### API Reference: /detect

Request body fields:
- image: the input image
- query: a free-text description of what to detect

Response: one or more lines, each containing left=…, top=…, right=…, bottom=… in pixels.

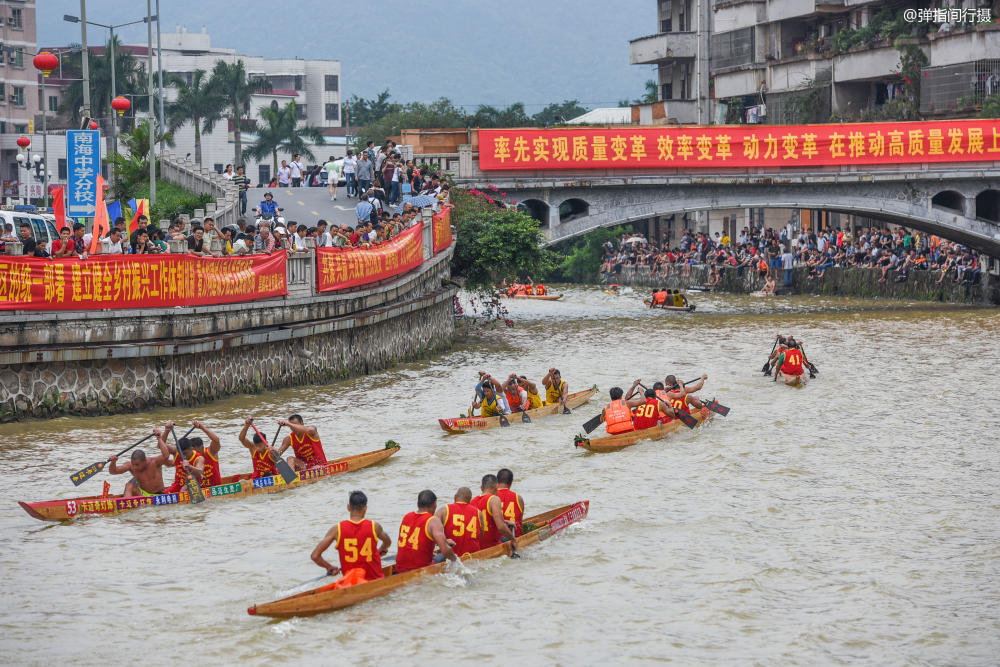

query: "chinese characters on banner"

left=478, top=120, right=1000, bottom=170
left=432, top=206, right=453, bottom=254
left=66, top=129, right=101, bottom=217
left=0, top=253, right=287, bottom=311
left=316, top=223, right=424, bottom=293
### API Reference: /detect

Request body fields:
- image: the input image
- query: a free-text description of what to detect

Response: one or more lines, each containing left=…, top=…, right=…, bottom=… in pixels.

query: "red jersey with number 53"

left=336, top=519, right=384, bottom=581
left=443, top=502, right=481, bottom=556
left=395, top=511, right=435, bottom=573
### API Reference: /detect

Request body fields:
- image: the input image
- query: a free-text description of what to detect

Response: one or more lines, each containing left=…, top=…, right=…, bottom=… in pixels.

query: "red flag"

left=89, top=175, right=109, bottom=254
left=128, top=199, right=148, bottom=235
left=51, top=186, right=66, bottom=230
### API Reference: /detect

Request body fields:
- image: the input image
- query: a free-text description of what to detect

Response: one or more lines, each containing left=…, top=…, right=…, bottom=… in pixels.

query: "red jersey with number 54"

left=336, top=519, right=384, bottom=581
left=443, top=502, right=481, bottom=556
left=395, top=511, right=435, bottom=573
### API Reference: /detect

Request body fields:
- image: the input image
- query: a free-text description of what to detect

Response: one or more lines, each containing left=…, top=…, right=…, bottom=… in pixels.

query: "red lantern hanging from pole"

left=89, top=120, right=99, bottom=130
left=16, top=136, right=31, bottom=151
left=33, top=51, right=59, bottom=78
left=111, top=96, right=131, bottom=117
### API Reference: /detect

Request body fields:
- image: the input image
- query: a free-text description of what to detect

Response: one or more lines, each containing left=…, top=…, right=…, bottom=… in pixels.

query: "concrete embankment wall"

left=604, top=264, right=998, bottom=305
left=0, top=249, right=457, bottom=421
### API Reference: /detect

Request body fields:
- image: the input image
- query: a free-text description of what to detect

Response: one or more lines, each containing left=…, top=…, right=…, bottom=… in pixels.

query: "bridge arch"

left=975, top=189, right=1000, bottom=222
left=932, top=190, right=965, bottom=213
left=517, top=198, right=549, bottom=225
left=558, top=198, right=590, bottom=223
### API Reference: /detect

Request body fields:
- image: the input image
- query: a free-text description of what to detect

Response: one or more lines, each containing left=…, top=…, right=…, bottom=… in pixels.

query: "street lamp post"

left=33, top=51, right=59, bottom=208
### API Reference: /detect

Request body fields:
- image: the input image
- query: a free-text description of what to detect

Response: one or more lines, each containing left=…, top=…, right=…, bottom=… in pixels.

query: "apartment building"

left=0, top=0, right=41, bottom=198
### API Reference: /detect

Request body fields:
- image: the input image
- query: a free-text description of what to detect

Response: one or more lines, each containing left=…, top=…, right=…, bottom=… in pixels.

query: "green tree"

left=207, top=60, right=272, bottom=166
left=619, top=79, right=659, bottom=106
left=532, top=100, right=588, bottom=126
left=467, top=103, right=531, bottom=128
left=450, top=189, right=551, bottom=290
left=106, top=119, right=174, bottom=201
left=355, top=98, right=468, bottom=149
left=548, top=226, right=626, bottom=283
left=244, top=101, right=325, bottom=174
left=166, top=69, right=225, bottom=166
left=346, top=90, right=402, bottom=127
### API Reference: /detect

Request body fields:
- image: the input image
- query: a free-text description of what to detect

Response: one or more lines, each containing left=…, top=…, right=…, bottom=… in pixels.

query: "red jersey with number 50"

left=496, top=488, right=524, bottom=536
left=336, top=519, right=384, bottom=581
left=632, top=397, right=661, bottom=430
left=395, top=511, right=435, bottom=573
left=443, top=502, right=481, bottom=556
left=671, top=394, right=691, bottom=414
left=290, top=430, right=327, bottom=467
left=471, top=493, right=501, bottom=548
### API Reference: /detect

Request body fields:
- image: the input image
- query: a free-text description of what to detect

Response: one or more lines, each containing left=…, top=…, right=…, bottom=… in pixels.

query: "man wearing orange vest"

left=495, top=468, right=525, bottom=537
left=601, top=387, right=635, bottom=434
left=396, top=490, right=457, bottom=573
left=277, top=414, right=328, bottom=472
left=436, top=486, right=482, bottom=557
left=311, top=490, right=392, bottom=581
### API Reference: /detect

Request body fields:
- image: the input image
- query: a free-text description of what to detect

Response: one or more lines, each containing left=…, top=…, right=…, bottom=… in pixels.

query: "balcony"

left=630, top=32, right=697, bottom=64
left=833, top=43, right=910, bottom=83
left=633, top=100, right=700, bottom=124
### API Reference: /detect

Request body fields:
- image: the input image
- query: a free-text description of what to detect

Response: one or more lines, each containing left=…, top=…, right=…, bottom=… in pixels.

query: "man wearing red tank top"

left=277, top=414, right=328, bottom=472
left=311, top=490, right=392, bottom=581
left=395, top=490, right=456, bottom=573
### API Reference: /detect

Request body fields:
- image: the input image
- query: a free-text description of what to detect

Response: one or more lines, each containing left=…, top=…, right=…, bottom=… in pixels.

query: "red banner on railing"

left=315, top=223, right=424, bottom=293
left=432, top=206, right=453, bottom=254
left=478, top=120, right=1000, bottom=170
left=0, top=252, right=287, bottom=311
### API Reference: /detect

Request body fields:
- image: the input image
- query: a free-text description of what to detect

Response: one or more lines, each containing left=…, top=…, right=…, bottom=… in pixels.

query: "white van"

left=0, top=209, right=60, bottom=253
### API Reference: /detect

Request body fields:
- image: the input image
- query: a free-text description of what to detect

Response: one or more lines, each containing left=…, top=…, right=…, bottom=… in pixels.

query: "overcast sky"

left=40, top=0, right=656, bottom=112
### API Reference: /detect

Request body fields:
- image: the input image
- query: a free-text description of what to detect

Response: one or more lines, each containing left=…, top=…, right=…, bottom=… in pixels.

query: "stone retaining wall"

left=603, top=264, right=998, bottom=304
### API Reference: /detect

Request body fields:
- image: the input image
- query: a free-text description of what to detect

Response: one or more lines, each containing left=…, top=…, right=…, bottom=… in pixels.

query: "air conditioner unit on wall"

left=9, top=95, right=17, bottom=103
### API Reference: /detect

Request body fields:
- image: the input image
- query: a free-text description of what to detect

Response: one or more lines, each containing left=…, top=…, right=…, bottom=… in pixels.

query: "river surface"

left=2, top=286, right=999, bottom=665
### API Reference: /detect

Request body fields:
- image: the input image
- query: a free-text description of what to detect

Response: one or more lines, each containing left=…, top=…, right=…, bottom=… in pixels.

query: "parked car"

left=0, top=208, right=59, bottom=253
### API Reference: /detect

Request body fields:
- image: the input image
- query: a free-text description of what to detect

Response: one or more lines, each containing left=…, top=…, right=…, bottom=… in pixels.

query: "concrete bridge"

left=458, top=165, right=1000, bottom=256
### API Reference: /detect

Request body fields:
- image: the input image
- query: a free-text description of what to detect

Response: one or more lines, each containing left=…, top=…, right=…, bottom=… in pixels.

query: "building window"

left=661, top=18, right=672, bottom=33
left=325, top=103, right=339, bottom=121
left=49, top=96, right=59, bottom=112
left=11, top=48, right=24, bottom=68
left=295, top=104, right=307, bottom=120
left=680, top=79, right=688, bottom=99
left=58, top=158, right=67, bottom=180
left=294, top=75, right=303, bottom=90
left=11, top=86, right=25, bottom=107
left=325, top=75, right=339, bottom=92
left=661, top=83, right=673, bottom=100
left=214, top=163, right=224, bottom=173
left=14, top=123, right=27, bottom=133
left=711, top=27, right=755, bottom=70
left=10, top=7, right=23, bottom=29
left=0, top=83, right=4, bottom=101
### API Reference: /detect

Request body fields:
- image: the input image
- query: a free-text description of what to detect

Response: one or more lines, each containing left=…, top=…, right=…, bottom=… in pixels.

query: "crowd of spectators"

left=601, top=223, right=983, bottom=289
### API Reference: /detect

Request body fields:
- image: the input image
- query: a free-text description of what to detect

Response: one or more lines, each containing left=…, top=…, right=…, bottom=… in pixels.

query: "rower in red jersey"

left=629, top=388, right=669, bottom=430
left=188, top=420, right=222, bottom=488
left=163, top=424, right=205, bottom=493
left=471, top=474, right=517, bottom=551
left=238, top=418, right=279, bottom=479
left=395, top=490, right=456, bottom=573
left=277, top=414, right=327, bottom=472
left=495, top=468, right=525, bottom=537
left=664, top=374, right=707, bottom=413
left=436, top=486, right=481, bottom=556
left=311, top=490, right=392, bottom=582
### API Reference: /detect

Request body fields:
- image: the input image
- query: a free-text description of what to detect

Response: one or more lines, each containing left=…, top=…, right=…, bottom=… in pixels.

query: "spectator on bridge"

left=290, top=154, right=305, bottom=187
left=278, top=160, right=292, bottom=188
left=51, top=227, right=76, bottom=258
left=259, top=193, right=279, bottom=218
left=223, top=164, right=234, bottom=181
left=187, top=226, right=206, bottom=257
left=355, top=193, right=374, bottom=227
left=343, top=151, right=358, bottom=199
left=233, top=166, right=251, bottom=216
left=356, top=152, right=374, bottom=194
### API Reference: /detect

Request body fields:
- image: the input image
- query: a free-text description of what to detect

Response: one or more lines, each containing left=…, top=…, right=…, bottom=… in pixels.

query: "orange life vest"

left=443, top=502, right=481, bottom=556
left=395, top=511, right=436, bottom=573
left=506, top=389, right=522, bottom=412
left=652, top=291, right=667, bottom=305
left=335, top=519, right=384, bottom=581
left=605, top=399, right=635, bottom=434
left=655, top=390, right=676, bottom=424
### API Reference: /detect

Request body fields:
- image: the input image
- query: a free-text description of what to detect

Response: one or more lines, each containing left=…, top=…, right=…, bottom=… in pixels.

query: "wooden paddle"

left=762, top=335, right=779, bottom=375
left=250, top=422, right=298, bottom=484
left=70, top=433, right=156, bottom=486
left=705, top=398, right=731, bottom=417
left=799, top=344, right=818, bottom=377
left=170, top=425, right=206, bottom=504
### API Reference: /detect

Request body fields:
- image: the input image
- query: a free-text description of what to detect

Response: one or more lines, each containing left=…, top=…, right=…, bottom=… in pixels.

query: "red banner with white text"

left=478, top=120, right=1000, bottom=170
left=0, top=253, right=287, bottom=311
left=432, top=206, right=453, bottom=254
left=316, top=222, right=424, bottom=293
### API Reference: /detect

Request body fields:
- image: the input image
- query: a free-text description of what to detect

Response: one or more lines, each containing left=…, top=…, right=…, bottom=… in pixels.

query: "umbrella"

left=407, top=194, right=438, bottom=208
left=622, top=237, right=647, bottom=245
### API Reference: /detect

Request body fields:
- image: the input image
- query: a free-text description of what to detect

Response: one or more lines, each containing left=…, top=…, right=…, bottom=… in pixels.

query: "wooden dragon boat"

left=438, top=387, right=597, bottom=433
left=574, top=409, right=714, bottom=452
left=247, top=500, right=589, bottom=618
left=18, top=444, right=400, bottom=521
left=779, top=372, right=806, bottom=387
left=643, top=300, right=696, bottom=312
left=504, top=294, right=563, bottom=300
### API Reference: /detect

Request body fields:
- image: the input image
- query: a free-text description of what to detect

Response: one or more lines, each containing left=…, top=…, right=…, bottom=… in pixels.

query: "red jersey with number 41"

left=395, top=511, right=435, bottom=573
left=336, top=519, right=384, bottom=581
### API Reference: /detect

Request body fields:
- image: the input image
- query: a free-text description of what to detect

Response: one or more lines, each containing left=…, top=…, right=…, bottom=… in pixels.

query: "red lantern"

left=33, top=51, right=60, bottom=78
left=111, top=96, right=131, bottom=116
left=16, top=136, right=30, bottom=150
left=89, top=120, right=99, bottom=130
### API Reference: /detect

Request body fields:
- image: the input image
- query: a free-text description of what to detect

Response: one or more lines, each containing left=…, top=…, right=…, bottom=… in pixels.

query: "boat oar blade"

left=521, top=410, right=531, bottom=423
left=582, top=413, right=603, bottom=434
left=676, top=411, right=698, bottom=429
left=251, top=422, right=297, bottom=484
left=705, top=399, right=730, bottom=417
left=499, top=413, right=510, bottom=427
left=186, top=476, right=206, bottom=504
left=70, top=461, right=107, bottom=486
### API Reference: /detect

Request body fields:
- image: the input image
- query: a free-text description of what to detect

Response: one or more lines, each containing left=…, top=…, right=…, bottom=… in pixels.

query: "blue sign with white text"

left=66, top=130, right=100, bottom=217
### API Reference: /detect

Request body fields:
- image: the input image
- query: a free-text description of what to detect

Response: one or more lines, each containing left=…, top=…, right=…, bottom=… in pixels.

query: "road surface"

left=244, top=186, right=360, bottom=228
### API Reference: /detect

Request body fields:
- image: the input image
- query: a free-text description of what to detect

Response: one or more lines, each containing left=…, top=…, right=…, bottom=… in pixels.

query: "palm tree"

left=244, top=101, right=325, bottom=174
left=107, top=119, right=174, bottom=201
left=207, top=60, right=272, bottom=167
left=166, top=69, right=224, bottom=166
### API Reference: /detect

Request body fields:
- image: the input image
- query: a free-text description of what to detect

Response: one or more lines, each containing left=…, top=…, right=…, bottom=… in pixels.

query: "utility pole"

left=156, top=0, right=165, bottom=153
left=79, top=0, right=91, bottom=118
left=147, top=0, right=156, bottom=207
left=109, top=25, right=117, bottom=189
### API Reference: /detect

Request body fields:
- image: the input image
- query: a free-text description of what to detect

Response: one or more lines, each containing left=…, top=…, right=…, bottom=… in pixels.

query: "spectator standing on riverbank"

left=356, top=153, right=374, bottom=194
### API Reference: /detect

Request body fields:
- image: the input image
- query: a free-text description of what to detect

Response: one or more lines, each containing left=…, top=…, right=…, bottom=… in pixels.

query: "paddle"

left=582, top=377, right=702, bottom=433
left=520, top=407, right=531, bottom=423
left=705, top=398, right=731, bottom=417
left=250, top=422, right=298, bottom=484
left=70, top=433, right=156, bottom=486
left=773, top=350, right=785, bottom=383
left=799, top=344, right=819, bottom=377
left=279, top=555, right=397, bottom=598
left=762, top=335, right=779, bottom=375
left=170, top=425, right=206, bottom=504
left=638, top=383, right=697, bottom=429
